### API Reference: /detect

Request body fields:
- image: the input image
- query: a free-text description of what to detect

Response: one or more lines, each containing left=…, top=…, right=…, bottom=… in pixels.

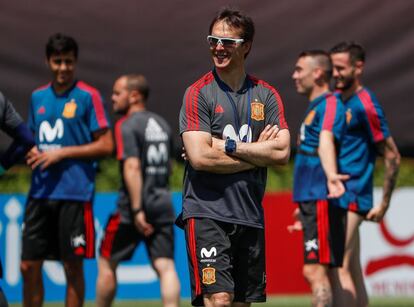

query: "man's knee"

left=20, top=260, right=42, bottom=279
left=204, top=292, right=233, bottom=307
left=63, top=260, right=84, bottom=282
left=152, top=257, right=175, bottom=276
left=303, top=264, right=327, bottom=285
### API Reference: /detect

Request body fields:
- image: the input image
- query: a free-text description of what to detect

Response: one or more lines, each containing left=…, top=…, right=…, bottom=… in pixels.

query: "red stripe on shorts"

left=317, top=200, right=331, bottom=264
left=84, top=201, right=95, bottom=258
left=188, top=218, right=201, bottom=296
left=100, top=213, right=121, bottom=259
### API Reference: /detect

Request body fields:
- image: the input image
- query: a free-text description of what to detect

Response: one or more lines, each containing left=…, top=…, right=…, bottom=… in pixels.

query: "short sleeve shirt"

left=115, top=111, right=175, bottom=225
left=293, top=92, right=346, bottom=202
left=0, top=91, right=23, bottom=134
left=179, top=70, right=288, bottom=228
left=338, top=87, right=390, bottom=212
left=28, top=81, right=110, bottom=201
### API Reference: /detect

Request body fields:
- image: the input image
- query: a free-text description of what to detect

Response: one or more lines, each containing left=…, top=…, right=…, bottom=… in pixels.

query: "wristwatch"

left=225, top=138, right=237, bottom=154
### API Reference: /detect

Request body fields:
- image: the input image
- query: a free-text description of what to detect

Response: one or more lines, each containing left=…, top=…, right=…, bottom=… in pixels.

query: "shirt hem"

left=182, top=213, right=264, bottom=229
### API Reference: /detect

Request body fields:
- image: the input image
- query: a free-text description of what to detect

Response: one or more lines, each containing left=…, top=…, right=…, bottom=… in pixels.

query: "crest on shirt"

left=62, top=99, right=77, bottom=118
left=304, top=110, right=316, bottom=125
left=251, top=100, right=264, bottom=121
left=346, top=108, right=352, bottom=125
left=202, top=267, right=216, bottom=285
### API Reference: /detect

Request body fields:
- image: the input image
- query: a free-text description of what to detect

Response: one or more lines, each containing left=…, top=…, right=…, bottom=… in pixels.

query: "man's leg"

left=152, top=257, right=180, bottom=307
left=20, top=260, right=44, bottom=307
left=62, top=259, right=84, bottom=307
left=203, top=292, right=234, bottom=307
left=303, top=264, right=332, bottom=307
left=331, top=210, right=364, bottom=307
left=350, top=233, right=369, bottom=307
left=96, top=257, right=119, bottom=307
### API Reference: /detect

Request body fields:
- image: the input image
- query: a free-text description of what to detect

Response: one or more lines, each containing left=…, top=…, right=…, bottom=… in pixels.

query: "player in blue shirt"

left=292, top=50, right=348, bottom=307
left=330, top=42, right=400, bottom=307
left=21, top=33, right=113, bottom=307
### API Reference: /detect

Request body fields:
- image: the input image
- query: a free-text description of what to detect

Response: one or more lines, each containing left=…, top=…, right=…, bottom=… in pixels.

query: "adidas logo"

left=215, top=104, right=224, bottom=114
left=37, top=106, right=46, bottom=114
left=307, top=251, right=317, bottom=260
left=145, top=118, right=168, bottom=142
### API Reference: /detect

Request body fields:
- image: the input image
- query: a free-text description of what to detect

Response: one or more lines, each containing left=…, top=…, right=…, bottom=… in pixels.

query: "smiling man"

left=21, top=33, right=113, bottom=307
left=178, top=8, right=290, bottom=307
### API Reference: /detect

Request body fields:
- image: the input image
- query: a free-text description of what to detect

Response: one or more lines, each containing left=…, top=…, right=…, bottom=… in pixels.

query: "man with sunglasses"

left=178, top=8, right=290, bottom=307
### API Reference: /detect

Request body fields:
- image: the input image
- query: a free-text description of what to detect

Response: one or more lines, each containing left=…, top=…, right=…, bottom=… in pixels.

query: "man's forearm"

left=318, top=131, right=337, bottom=179
left=381, top=138, right=400, bottom=208
left=124, top=163, right=143, bottom=211
left=232, top=129, right=290, bottom=167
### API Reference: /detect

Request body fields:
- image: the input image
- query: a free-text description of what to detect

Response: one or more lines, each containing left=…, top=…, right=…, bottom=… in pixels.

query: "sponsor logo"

left=305, top=239, right=318, bottom=252
left=214, top=104, right=224, bottom=114
left=200, top=247, right=217, bottom=263
left=202, top=267, right=216, bottom=285
left=62, top=99, right=77, bottom=118
left=39, top=119, right=64, bottom=143
left=251, top=101, right=264, bottom=121
left=223, top=124, right=252, bottom=143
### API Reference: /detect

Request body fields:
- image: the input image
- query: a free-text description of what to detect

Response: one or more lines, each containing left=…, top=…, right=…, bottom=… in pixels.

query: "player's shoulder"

left=75, top=81, right=102, bottom=98
left=186, top=71, right=215, bottom=92
left=248, top=74, right=282, bottom=99
left=32, top=83, right=51, bottom=97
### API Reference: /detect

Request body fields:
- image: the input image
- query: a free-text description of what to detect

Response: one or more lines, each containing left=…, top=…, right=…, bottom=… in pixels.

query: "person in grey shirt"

left=96, top=74, right=180, bottom=307
left=0, top=91, right=35, bottom=307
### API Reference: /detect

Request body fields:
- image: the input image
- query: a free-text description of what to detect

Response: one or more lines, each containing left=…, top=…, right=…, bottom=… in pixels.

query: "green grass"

left=2, top=158, right=414, bottom=194
left=9, top=296, right=414, bottom=306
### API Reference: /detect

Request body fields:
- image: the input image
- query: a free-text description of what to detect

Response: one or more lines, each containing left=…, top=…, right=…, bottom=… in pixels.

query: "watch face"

left=225, top=138, right=236, bottom=153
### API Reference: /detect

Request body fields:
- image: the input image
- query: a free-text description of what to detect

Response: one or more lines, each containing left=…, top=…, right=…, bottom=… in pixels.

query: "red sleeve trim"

left=358, top=90, right=384, bottom=142
left=185, top=72, right=214, bottom=130
left=77, top=81, right=109, bottom=129
left=322, top=94, right=337, bottom=131
left=115, top=116, right=128, bottom=160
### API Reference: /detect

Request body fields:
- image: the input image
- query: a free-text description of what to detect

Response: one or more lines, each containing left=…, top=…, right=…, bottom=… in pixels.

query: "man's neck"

left=53, top=80, right=75, bottom=95
left=341, top=80, right=363, bottom=101
left=308, top=84, right=330, bottom=102
left=127, top=103, right=145, bottom=116
left=216, top=66, right=246, bottom=92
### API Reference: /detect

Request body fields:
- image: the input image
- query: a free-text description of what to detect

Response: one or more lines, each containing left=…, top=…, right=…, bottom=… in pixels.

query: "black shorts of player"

left=299, top=200, right=346, bottom=267
left=22, top=198, right=95, bottom=261
left=99, top=213, right=174, bottom=263
left=185, top=217, right=266, bottom=306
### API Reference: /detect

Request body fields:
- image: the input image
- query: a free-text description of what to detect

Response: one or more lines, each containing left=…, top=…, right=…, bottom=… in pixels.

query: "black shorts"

left=99, top=213, right=174, bottom=263
left=184, top=218, right=266, bottom=306
left=22, top=198, right=95, bottom=260
left=299, top=200, right=346, bottom=267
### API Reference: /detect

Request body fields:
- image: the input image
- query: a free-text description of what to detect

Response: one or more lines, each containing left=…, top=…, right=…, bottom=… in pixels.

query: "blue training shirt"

left=28, top=81, right=110, bottom=201
left=338, top=87, right=390, bottom=213
left=293, top=92, right=346, bottom=202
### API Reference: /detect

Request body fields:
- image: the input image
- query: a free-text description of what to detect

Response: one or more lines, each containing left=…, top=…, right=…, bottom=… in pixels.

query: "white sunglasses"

left=206, top=35, right=244, bottom=47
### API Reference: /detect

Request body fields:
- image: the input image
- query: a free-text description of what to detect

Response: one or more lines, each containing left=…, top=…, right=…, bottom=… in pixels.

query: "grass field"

left=9, top=296, right=414, bottom=306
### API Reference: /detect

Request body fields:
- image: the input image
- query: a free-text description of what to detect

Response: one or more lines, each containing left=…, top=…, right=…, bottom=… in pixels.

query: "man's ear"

left=354, top=60, right=364, bottom=76
left=243, top=41, right=252, bottom=57
left=129, top=90, right=143, bottom=104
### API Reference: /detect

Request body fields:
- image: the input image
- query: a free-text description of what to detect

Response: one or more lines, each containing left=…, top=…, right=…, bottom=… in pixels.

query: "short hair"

left=299, top=50, right=333, bottom=81
left=125, top=74, right=150, bottom=101
left=209, top=8, right=255, bottom=43
left=330, top=41, right=365, bottom=64
left=46, top=33, right=78, bottom=60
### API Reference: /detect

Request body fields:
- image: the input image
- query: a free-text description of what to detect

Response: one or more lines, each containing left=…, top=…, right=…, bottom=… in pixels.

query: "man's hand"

left=26, top=148, right=64, bottom=170
left=258, top=125, right=279, bottom=142
left=327, top=173, right=350, bottom=198
left=366, top=204, right=388, bottom=223
left=134, top=211, right=154, bottom=237
left=287, top=207, right=303, bottom=233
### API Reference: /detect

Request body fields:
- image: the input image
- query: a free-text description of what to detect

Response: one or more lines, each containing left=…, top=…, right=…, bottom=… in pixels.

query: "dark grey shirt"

left=179, top=70, right=288, bottom=228
left=115, top=110, right=175, bottom=225
left=0, top=91, right=23, bottom=133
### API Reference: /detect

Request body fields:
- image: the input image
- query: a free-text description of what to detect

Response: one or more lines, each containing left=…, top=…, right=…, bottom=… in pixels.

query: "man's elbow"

left=271, top=147, right=290, bottom=166
left=100, top=138, right=115, bottom=156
